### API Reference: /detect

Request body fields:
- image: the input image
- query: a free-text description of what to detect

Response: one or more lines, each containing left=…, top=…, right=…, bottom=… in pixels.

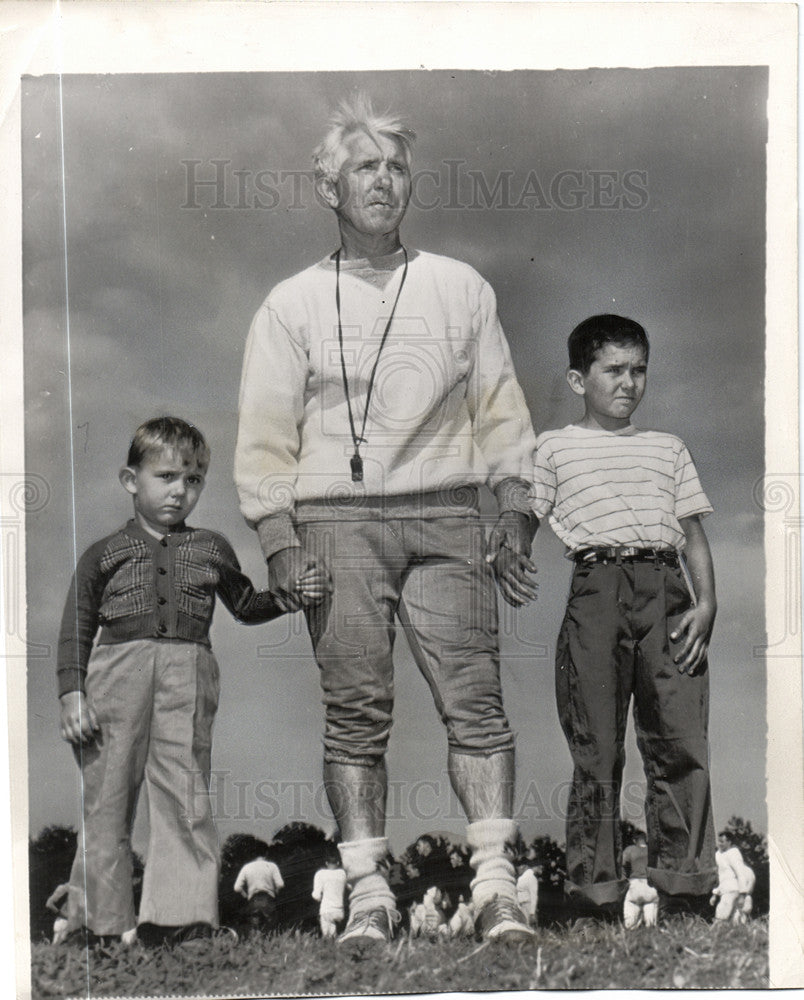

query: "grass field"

left=31, top=915, right=768, bottom=998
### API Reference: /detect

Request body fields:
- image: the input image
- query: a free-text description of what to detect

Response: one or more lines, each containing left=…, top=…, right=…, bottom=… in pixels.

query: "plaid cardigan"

left=57, top=519, right=281, bottom=696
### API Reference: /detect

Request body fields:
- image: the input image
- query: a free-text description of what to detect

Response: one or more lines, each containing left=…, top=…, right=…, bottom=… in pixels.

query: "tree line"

left=29, top=816, right=769, bottom=941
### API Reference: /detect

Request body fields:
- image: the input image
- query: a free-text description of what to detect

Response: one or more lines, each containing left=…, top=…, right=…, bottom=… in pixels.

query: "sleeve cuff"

left=493, top=476, right=534, bottom=516
left=57, top=670, right=86, bottom=698
left=256, top=513, right=301, bottom=561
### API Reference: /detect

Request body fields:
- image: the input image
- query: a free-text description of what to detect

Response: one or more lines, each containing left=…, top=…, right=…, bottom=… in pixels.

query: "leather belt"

left=574, top=546, right=679, bottom=567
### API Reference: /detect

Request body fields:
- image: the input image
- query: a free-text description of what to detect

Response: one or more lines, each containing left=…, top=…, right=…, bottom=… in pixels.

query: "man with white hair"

left=235, top=94, right=538, bottom=946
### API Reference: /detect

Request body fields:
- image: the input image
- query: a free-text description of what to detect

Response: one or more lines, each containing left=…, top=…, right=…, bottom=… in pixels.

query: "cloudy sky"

left=22, top=67, right=767, bottom=854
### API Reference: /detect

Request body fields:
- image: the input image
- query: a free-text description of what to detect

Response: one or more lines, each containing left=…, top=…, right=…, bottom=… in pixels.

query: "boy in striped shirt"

left=526, top=314, right=718, bottom=920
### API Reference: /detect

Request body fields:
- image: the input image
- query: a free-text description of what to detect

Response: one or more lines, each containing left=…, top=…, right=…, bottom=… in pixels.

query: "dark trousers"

left=555, top=559, right=717, bottom=906
left=245, top=891, right=277, bottom=931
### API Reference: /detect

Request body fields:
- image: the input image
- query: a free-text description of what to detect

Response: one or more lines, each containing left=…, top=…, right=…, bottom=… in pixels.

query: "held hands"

left=59, top=691, right=100, bottom=746
left=297, top=565, right=331, bottom=603
left=268, top=546, right=332, bottom=612
left=670, top=600, right=716, bottom=675
left=485, top=511, right=538, bottom=608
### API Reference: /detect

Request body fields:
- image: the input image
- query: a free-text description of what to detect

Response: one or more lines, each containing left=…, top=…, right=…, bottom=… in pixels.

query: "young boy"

left=58, top=417, right=327, bottom=945
left=527, top=314, right=718, bottom=918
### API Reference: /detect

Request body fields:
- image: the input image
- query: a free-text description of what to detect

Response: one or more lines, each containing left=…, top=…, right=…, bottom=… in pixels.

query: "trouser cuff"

left=647, top=866, right=718, bottom=897
left=565, top=877, right=627, bottom=906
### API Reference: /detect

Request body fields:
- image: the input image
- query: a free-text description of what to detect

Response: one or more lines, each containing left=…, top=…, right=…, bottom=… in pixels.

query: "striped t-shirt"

left=531, top=425, right=712, bottom=553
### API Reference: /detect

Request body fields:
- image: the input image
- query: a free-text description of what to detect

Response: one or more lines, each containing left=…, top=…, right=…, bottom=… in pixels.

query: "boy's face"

left=120, top=446, right=206, bottom=537
left=568, top=341, right=647, bottom=430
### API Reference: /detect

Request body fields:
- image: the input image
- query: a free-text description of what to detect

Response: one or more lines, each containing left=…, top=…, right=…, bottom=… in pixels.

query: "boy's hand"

left=59, top=691, right=99, bottom=745
left=268, top=547, right=331, bottom=611
left=485, top=511, right=538, bottom=607
left=670, top=600, right=716, bottom=675
left=296, top=565, right=332, bottom=605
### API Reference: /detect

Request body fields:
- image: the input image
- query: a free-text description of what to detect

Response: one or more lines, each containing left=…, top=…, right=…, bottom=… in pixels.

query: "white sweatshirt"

left=235, top=249, right=536, bottom=555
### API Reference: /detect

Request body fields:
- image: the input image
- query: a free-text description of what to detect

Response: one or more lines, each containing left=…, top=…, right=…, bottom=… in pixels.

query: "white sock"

left=338, top=837, right=396, bottom=914
left=467, top=818, right=518, bottom=908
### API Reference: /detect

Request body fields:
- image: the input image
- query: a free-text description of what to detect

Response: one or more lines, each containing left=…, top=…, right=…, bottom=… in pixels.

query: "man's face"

left=332, top=129, right=411, bottom=240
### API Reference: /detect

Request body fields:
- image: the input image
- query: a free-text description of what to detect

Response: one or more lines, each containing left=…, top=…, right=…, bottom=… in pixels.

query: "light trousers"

left=623, top=877, right=659, bottom=928
left=298, top=515, right=513, bottom=765
left=67, top=639, right=220, bottom=934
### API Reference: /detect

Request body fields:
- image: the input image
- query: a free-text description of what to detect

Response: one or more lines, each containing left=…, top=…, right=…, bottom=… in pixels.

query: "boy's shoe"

left=175, top=924, right=239, bottom=950
left=173, top=922, right=214, bottom=944
left=68, top=928, right=130, bottom=949
left=120, top=928, right=138, bottom=947
left=569, top=915, right=602, bottom=935
left=337, top=906, right=400, bottom=947
left=137, top=921, right=230, bottom=948
left=565, top=897, right=621, bottom=932
left=474, top=896, right=535, bottom=944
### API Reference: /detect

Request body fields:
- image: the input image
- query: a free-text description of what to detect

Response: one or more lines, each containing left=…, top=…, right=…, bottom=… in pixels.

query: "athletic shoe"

left=474, top=896, right=535, bottom=944
left=338, top=906, right=400, bottom=946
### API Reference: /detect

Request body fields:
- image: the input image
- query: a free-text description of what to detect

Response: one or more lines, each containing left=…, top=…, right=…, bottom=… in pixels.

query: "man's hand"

left=268, top=546, right=331, bottom=612
left=297, top=565, right=331, bottom=604
left=59, top=691, right=99, bottom=746
left=670, top=600, right=716, bottom=675
left=485, top=511, right=538, bottom=607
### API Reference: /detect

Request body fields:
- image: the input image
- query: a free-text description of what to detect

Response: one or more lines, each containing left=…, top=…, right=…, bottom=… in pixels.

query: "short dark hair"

left=127, top=416, right=210, bottom=469
left=568, top=314, right=649, bottom=374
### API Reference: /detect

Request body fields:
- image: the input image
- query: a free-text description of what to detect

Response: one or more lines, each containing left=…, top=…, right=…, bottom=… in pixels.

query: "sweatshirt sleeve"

left=57, top=540, right=107, bottom=697
left=466, top=278, right=537, bottom=489
left=234, top=299, right=309, bottom=554
left=214, top=534, right=285, bottom=624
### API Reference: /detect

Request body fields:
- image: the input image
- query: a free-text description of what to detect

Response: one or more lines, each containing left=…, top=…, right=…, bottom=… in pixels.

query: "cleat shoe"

left=474, top=895, right=535, bottom=944
left=338, top=906, right=400, bottom=947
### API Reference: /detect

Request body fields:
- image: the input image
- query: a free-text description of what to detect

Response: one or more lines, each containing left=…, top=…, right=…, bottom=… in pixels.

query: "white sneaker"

left=474, top=895, right=536, bottom=944
left=338, top=906, right=400, bottom=946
